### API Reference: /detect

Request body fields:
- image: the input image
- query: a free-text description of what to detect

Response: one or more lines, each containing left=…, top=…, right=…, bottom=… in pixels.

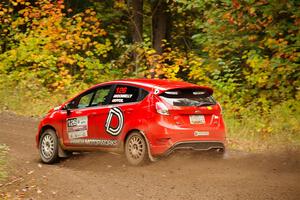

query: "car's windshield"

left=159, top=88, right=215, bottom=107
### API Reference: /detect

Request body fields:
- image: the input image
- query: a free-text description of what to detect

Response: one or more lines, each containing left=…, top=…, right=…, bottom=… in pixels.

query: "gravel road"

left=0, top=112, right=299, bottom=200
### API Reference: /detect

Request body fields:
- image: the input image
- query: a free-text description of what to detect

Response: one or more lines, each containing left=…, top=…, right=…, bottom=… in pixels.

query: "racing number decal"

left=105, top=107, right=124, bottom=136
left=67, top=116, right=88, bottom=139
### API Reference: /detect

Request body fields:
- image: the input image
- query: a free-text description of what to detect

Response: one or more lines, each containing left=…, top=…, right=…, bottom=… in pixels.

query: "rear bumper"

left=148, top=130, right=226, bottom=156
left=147, top=117, right=226, bottom=156
left=162, top=141, right=225, bottom=156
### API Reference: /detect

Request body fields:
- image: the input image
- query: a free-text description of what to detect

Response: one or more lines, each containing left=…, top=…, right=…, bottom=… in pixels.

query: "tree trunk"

left=128, top=0, right=143, bottom=76
left=152, top=0, right=169, bottom=54
left=130, top=0, right=143, bottom=43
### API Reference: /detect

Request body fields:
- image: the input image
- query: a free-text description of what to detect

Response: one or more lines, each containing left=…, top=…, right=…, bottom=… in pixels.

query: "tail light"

left=211, top=115, right=220, bottom=125
left=156, top=102, right=169, bottom=115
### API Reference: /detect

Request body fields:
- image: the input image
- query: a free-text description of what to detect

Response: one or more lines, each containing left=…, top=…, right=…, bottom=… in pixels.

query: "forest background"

left=0, top=0, right=299, bottom=151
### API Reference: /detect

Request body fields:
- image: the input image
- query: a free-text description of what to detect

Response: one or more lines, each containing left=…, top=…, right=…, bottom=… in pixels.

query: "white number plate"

left=189, top=115, right=205, bottom=124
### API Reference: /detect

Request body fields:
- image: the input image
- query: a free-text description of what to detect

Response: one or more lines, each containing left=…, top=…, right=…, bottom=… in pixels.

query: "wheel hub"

left=41, top=134, right=55, bottom=159
left=129, top=136, right=144, bottom=159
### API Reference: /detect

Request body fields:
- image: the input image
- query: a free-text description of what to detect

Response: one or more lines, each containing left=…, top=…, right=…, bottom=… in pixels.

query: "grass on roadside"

left=0, top=75, right=85, bottom=116
left=225, top=100, right=300, bottom=151
left=0, top=144, right=8, bottom=181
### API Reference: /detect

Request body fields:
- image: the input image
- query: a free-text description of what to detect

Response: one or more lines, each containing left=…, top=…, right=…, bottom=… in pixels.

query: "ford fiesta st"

left=36, top=79, right=226, bottom=165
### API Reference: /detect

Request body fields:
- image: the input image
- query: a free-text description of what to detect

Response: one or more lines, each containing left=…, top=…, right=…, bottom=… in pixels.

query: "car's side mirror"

left=63, top=104, right=72, bottom=115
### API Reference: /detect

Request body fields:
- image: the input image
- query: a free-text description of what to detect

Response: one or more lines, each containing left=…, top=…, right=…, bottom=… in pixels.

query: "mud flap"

left=58, top=143, right=70, bottom=158
left=140, top=131, right=158, bottom=162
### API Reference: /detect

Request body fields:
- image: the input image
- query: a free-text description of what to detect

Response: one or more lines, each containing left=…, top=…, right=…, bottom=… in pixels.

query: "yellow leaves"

left=257, top=75, right=269, bottom=87
left=59, top=67, right=69, bottom=76
left=85, top=51, right=93, bottom=56
left=75, top=16, right=82, bottom=22
left=11, top=1, right=18, bottom=6
left=75, top=45, right=81, bottom=50
left=51, top=82, right=59, bottom=87
left=249, top=7, right=256, bottom=16
left=265, top=37, right=288, bottom=52
left=267, top=15, right=273, bottom=22
left=162, top=65, right=180, bottom=80
left=1, top=7, right=7, bottom=13
left=82, top=31, right=92, bottom=36
left=98, top=29, right=107, bottom=36
left=248, top=35, right=257, bottom=42
left=114, top=1, right=127, bottom=9
left=265, top=38, right=276, bottom=47
left=58, top=54, right=75, bottom=65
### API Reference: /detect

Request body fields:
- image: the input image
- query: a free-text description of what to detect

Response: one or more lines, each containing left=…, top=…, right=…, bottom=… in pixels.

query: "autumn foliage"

left=0, top=0, right=112, bottom=92
left=0, top=0, right=298, bottom=109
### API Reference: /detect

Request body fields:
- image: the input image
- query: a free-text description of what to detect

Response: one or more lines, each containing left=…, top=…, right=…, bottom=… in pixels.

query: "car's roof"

left=101, top=78, right=206, bottom=90
left=102, top=78, right=211, bottom=91
left=64, top=79, right=213, bottom=104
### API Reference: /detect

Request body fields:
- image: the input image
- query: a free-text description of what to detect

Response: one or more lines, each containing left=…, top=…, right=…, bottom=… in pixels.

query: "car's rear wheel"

left=125, top=132, right=149, bottom=166
left=39, top=129, right=59, bottom=164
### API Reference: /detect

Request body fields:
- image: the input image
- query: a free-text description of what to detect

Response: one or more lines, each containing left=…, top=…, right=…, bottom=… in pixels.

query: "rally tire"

left=125, top=132, right=149, bottom=166
left=39, top=129, right=59, bottom=164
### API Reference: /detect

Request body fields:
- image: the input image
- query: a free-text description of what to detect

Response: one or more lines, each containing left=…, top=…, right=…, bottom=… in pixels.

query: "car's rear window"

left=159, top=88, right=216, bottom=107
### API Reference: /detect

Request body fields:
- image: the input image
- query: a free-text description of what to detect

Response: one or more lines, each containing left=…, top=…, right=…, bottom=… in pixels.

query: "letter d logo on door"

left=105, top=107, right=124, bottom=136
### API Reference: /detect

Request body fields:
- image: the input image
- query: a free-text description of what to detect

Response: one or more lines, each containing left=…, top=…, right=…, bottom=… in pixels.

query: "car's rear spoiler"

left=152, top=86, right=213, bottom=96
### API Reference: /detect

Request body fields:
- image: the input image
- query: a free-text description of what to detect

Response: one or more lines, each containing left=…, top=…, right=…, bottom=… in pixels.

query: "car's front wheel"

left=39, top=129, right=59, bottom=164
left=125, top=132, right=149, bottom=166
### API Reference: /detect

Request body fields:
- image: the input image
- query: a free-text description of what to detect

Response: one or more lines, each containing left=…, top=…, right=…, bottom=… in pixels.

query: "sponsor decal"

left=112, top=99, right=124, bottom=103
left=194, top=131, right=209, bottom=136
left=113, top=94, right=133, bottom=98
left=69, top=139, right=118, bottom=146
left=105, top=107, right=124, bottom=136
left=67, top=116, right=88, bottom=139
left=116, top=86, right=127, bottom=94
left=111, top=86, right=134, bottom=103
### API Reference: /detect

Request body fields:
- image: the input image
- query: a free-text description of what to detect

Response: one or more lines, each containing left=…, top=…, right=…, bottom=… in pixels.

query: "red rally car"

left=36, top=79, right=226, bottom=165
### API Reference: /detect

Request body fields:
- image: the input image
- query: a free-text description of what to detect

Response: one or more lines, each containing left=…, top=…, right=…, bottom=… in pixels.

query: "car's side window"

left=90, top=86, right=112, bottom=106
left=68, top=85, right=113, bottom=109
left=109, top=85, right=148, bottom=104
left=77, top=92, right=94, bottom=109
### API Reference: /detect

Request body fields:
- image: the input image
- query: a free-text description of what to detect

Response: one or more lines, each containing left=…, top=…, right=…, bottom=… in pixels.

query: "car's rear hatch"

left=156, top=87, right=222, bottom=129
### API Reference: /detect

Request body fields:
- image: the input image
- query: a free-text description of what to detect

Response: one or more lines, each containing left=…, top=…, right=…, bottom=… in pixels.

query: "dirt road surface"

left=0, top=112, right=299, bottom=200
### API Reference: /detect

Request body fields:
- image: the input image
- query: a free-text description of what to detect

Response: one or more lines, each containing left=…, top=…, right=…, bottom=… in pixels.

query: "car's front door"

left=61, top=85, right=114, bottom=147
